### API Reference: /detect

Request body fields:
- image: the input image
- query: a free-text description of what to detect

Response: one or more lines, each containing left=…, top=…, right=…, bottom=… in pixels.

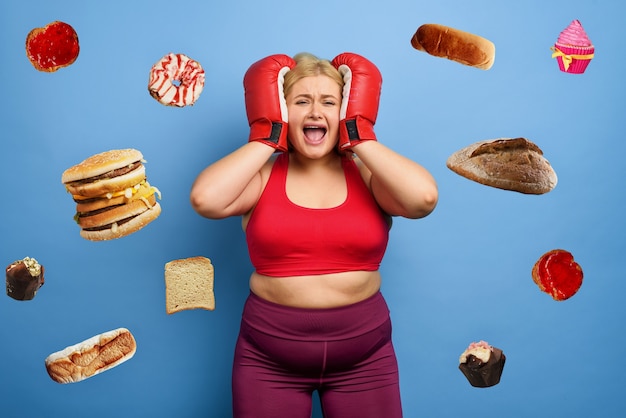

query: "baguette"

left=446, top=137, right=558, bottom=194
left=45, top=328, right=136, bottom=384
left=411, top=23, right=495, bottom=70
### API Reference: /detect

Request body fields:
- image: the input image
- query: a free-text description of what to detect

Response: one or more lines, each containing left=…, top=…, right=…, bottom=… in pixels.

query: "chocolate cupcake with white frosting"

left=6, top=257, right=44, bottom=301
left=458, top=340, right=506, bottom=387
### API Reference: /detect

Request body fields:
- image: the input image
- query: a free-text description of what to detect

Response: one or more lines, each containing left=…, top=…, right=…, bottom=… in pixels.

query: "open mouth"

left=303, top=126, right=327, bottom=144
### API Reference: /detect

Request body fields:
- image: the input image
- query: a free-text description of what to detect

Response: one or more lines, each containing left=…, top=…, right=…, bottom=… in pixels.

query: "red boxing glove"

left=331, top=53, right=382, bottom=150
left=243, top=54, right=296, bottom=152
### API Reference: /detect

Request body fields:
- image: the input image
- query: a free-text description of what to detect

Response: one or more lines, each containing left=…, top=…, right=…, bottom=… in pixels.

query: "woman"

left=190, top=52, right=438, bottom=418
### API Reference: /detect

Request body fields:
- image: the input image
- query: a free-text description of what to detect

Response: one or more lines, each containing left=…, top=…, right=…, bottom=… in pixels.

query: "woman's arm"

left=352, top=140, right=438, bottom=219
left=191, top=54, right=296, bottom=219
left=190, top=142, right=275, bottom=219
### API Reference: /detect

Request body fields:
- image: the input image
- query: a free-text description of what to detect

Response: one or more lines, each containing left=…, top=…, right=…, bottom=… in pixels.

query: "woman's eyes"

left=295, top=100, right=336, bottom=106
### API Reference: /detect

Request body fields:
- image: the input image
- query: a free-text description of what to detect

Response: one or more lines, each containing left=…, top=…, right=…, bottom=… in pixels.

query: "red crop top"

left=245, top=153, right=390, bottom=277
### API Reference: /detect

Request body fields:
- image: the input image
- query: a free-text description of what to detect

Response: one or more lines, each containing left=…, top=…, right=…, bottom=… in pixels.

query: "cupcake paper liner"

left=552, top=43, right=595, bottom=74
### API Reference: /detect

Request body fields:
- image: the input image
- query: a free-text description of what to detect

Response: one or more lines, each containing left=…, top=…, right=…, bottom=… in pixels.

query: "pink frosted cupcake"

left=551, top=19, right=595, bottom=74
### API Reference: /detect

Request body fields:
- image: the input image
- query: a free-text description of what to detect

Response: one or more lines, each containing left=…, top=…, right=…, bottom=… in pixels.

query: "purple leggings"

left=232, top=291, right=403, bottom=418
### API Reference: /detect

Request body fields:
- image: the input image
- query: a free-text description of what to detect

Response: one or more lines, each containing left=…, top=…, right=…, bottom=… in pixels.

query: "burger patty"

left=68, top=161, right=142, bottom=186
left=81, top=214, right=137, bottom=231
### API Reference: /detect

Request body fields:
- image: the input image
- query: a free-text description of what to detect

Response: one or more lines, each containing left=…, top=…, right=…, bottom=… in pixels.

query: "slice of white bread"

left=165, top=256, right=215, bottom=314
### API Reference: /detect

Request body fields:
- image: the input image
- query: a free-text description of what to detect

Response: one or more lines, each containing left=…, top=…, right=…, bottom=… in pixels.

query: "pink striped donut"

left=148, top=53, right=205, bottom=107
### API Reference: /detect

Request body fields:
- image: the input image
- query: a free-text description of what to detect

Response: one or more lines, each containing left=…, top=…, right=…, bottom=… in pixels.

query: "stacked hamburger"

left=62, top=149, right=161, bottom=241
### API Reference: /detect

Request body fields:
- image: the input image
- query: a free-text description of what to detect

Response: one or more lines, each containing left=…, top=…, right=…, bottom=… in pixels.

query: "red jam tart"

left=532, top=249, right=583, bottom=301
left=26, top=21, right=79, bottom=72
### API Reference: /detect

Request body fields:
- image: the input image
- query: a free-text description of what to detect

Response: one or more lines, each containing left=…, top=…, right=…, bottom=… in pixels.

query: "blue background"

left=1, top=0, right=624, bottom=417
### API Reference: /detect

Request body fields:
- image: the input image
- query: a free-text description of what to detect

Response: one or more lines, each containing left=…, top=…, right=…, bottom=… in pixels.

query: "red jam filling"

left=537, top=250, right=583, bottom=300
left=27, top=22, right=79, bottom=70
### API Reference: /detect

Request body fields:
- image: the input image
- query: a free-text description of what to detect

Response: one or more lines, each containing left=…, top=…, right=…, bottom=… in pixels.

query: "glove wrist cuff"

left=249, top=120, right=289, bottom=152
left=338, top=116, right=377, bottom=150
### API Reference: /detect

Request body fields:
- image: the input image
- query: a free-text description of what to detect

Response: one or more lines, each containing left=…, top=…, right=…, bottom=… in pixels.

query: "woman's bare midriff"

left=249, top=270, right=382, bottom=309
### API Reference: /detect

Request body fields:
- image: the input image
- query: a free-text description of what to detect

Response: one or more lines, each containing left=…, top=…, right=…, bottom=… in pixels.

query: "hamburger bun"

left=77, top=194, right=158, bottom=229
left=62, top=149, right=144, bottom=183
left=62, top=149, right=146, bottom=198
left=65, top=164, right=146, bottom=197
left=80, top=202, right=161, bottom=241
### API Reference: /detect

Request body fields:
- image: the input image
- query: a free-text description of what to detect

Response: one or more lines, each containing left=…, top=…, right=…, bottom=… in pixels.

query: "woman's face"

left=285, top=75, right=342, bottom=158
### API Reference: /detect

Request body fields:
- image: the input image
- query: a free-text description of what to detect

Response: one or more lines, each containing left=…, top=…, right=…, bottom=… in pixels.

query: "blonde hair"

left=283, top=52, right=344, bottom=97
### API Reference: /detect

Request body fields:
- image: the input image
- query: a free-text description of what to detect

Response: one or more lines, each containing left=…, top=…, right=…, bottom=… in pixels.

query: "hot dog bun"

left=411, top=23, right=495, bottom=70
left=45, top=328, right=137, bottom=384
left=446, top=137, right=558, bottom=194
